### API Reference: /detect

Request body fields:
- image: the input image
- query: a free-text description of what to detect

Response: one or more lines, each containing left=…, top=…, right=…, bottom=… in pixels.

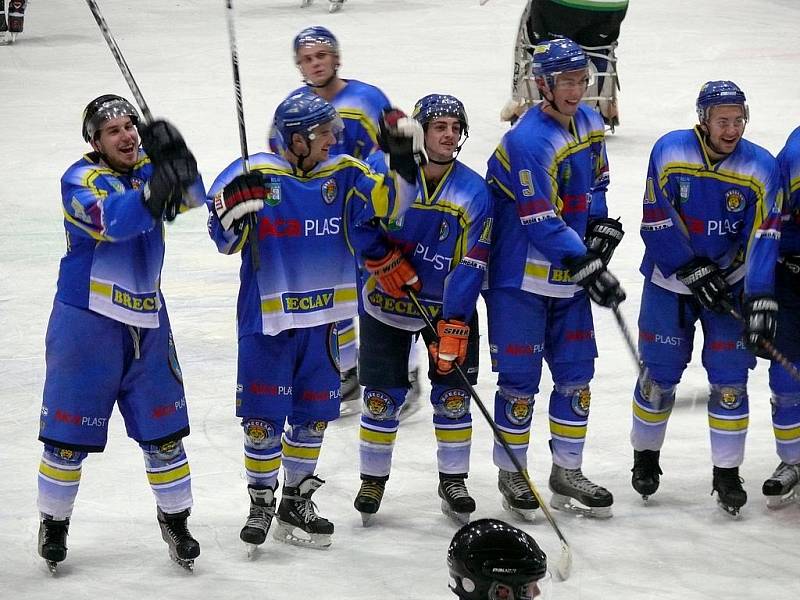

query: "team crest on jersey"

left=678, top=177, right=691, bottom=203
left=440, top=389, right=469, bottom=419
left=265, top=176, right=282, bottom=206
left=719, top=387, right=743, bottom=410
left=131, top=177, right=144, bottom=190
left=725, top=189, right=745, bottom=212
left=571, top=388, right=591, bottom=417
left=364, top=390, right=396, bottom=419
left=327, top=323, right=341, bottom=372
left=439, top=220, right=450, bottom=241
left=168, top=331, right=183, bottom=384
left=321, top=178, right=338, bottom=205
left=505, top=397, right=532, bottom=425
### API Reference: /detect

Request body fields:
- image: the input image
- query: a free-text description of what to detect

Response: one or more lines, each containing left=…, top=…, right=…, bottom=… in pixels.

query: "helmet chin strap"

left=541, top=87, right=571, bottom=117
left=426, top=132, right=469, bottom=166
left=699, top=123, right=733, bottom=158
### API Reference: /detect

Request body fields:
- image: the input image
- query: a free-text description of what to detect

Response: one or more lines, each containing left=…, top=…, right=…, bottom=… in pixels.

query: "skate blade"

left=550, top=493, right=613, bottom=519
left=765, top=485, right=798, bottom=509
left=440, top=501, right=471, bottom=525
left=359, top=511, right=375, bottom=527
left=45, top=560, right=59, bottom=575
left=501, top=497, right=537, bottom=522
left=715, top=499, right=743, bottom=519
left=272, top=520, right=332, bottom=550
left=168, top=550, right=195, bottom=572
left=244, top=542, right=261, bottom=558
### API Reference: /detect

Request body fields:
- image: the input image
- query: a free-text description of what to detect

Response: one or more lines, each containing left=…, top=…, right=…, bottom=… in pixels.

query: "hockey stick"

left=724, top=305, right=800, bottom=383
left=610, top=302, right=646, bottom=379
left=84, top=0, right=153, bottom=123
left=405, top=289, right=573, bottom=581
left=224, top=0, right=260, bottom=271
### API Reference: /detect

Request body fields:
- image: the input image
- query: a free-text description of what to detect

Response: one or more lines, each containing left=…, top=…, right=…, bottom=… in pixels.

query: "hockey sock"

left=708, top=383, right=749, bottom=468
left=242, top=418, right=282, bottom=490
left=140, top=439, right=192, bottom=514
left=492, top=387, right=534, bottom=472
left=37, top=445, right=86, bottom=520
left=282, top=421, right=326, bottom=487
left=431, top=384, right=472, bottom=474
left=548, top=383, right=591, bottom=470
left=359, top=387, right=407, bottom=478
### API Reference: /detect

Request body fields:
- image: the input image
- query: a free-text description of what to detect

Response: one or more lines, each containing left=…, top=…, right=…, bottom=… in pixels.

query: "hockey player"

left=503, top=0, right=628, bottom=128
left=0, top=0, right=26, bottom=43
left=762, top=125, right=800, bottom=508
left=484, top=38, right=626, bottom=521
left=207, top=91, right=421, bottom=551
left=447, top=518, right=551, bottom=600
left=272, top=26, right=394, bottom=409
left=351, top=94, right=491, bottom=526
left=630, top=81, right=782, bottom=516
left=37, top=95, right=205, bottom=572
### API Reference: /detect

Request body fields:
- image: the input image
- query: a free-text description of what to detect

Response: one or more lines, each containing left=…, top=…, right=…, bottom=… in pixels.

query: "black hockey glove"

left=143, top=163, right=182, bottom=221
left=585, top=217, right=624, bottom=265
left=676, top=257, right=732, bottom=313
left=378, top=108, right=427, bottom=185
left=743, top=296, right=778, bottom=359
left=565, top=252, right=626, bottom=308
left=139, top=119, right=198, bottom=187
left=214, top=173, right=266, bottom=232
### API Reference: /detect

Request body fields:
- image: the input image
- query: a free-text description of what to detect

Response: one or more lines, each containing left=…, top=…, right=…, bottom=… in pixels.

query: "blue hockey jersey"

left=207, top=152, right=414, bottom=337
left=354, top=155, right=492, bottom=331
left=269, top=80, right=390, bottom=160
left=485, top=103, right=609, bottom=297
left=777, top=126, right=800, bottom=256
left=639, top=126, right=782, bottom=298
left=56, top=150, right=205, bottom=328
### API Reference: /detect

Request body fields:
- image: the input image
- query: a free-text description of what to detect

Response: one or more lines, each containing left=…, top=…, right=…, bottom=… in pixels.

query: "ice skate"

left=329, top=0, right=345, bottom=13
left=274, top=475, right=333, bottom=549
left=38, top=516, right=69, bottom=575
left=300, top=0, right=314, bottom=7
left=354, top=476, right=386, bottom=526
left=631, top=449, right=662, bottom=502
left=712, top=466, right=747, bottom=517
left=498, top=469, right=539, bottom=522
left=549, top=464, right=613, bottom=518
left=438, top=475, right=475, bottom=525
left=240, top=486, right=276, bottom=556
left=157, top=508, right=200, bottom=571
left=762, top=461, right=800, bottom=509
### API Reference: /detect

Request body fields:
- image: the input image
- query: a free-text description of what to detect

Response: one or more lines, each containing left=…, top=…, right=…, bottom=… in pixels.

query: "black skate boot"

left=498, top=469, right=539, bottom=522
left=762, top=461, right=800, bottom=509
left=240, top=485, right=276, bottom=555
left=631, top=449, right=662, bottom=502
left=712, top=466, right=747, bottom=517
left=438, top=474, right=475, bottom=525
left=354, top=475, right=387, bottom=527
left=549, top=464, right=614, bottom=518
left=38, top=515, right=69, bottom=574
left=157, top=508, right=200, bottom=570
left=274, top=475, right=334, bottom=549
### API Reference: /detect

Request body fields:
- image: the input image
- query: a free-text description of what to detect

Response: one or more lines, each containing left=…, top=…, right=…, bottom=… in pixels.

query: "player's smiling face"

left=550, top=68, right=590, bottom=116
left=424, top=117, right=461, bottom=163
left=703, top=105, right=746, bottom=156
left=307, top=122, right=338, bottom=163
left=91, top=116, right=139, bottom=172
left=296, top=44, right=339, bottom=86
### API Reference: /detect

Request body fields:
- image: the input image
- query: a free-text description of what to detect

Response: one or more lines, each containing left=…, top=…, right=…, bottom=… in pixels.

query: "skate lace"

left=441, top=479, right=469, bottom=499
left=564, top=468, right=605, bottom=494
left=245, top=503, right=275, bottom=529
left=359, top=480, right=385, bottom=501
left=502, top=471, right=535, bottom=499
left=285, top=494, right=322, bottom=524
left=770, top=462, right=800, bottom=486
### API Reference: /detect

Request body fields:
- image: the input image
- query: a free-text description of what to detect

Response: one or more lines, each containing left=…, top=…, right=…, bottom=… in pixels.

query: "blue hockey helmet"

left=531, top=37, right=588, bottom=89
left=293, top=25, right=339, bottom=59
left=448, top=519, right=550, bottom=600
left=271, top=91, right=343, bottom=149
left=412, top=94, right=469, bottom=137
left=696, top=80, right=748, bottom=122
left=81, top=94, right=140, bottom=142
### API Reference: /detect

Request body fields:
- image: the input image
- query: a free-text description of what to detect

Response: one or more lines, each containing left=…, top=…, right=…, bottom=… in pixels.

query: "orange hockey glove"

left=428, top=319, right=469, bottom=375
left=364, top=247, right=421, bottom=299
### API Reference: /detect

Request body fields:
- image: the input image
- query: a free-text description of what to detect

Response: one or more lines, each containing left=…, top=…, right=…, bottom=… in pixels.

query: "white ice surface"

left=2, top=1, right=800, bottom=598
